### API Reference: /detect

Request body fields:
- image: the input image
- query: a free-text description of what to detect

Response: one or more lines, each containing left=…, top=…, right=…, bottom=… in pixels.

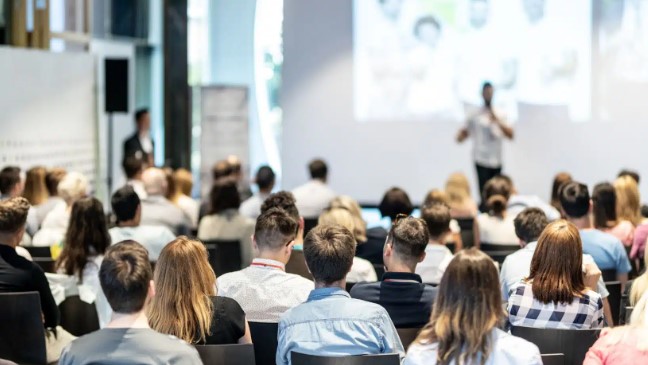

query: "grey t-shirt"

left=59, top=328, right=202, bottom=365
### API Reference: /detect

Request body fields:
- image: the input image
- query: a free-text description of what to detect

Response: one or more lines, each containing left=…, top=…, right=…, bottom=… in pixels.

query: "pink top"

left=584, top=327, right=648, bottom=365
left=603, top=221, right=635, bottom=247
left=630, top=224, right=648, bottom=260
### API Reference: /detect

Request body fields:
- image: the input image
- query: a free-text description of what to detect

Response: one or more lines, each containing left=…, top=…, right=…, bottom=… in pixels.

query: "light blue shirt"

left=276, top=287, right=404, bottom=365
left=579, top=229, right=632, bottom=273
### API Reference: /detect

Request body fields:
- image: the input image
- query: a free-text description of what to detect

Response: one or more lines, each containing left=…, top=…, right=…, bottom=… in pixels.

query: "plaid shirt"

left=507, top=281, right=605, bottom=329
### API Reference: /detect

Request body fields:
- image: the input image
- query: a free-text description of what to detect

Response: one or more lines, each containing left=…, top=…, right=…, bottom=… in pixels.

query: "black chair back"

left=0, top=292, right=46, bottom=365
left=604, top=281, right=622, bottom=326
left=291, top=352, right=400, bottom=365
left=373, top=264, right=385, bottom=279
left=480, top=243, right=519, bottom=265
left=194, top=344, right=255, bottom=365
left=540, top=353, right=565, bottom=365
left=249, top=322, right=279, bottom=365
left=456, top=217, right=475, bottom=248
left=203, top=239, right=242, bottom=276
left=286, top=250, right=312, bottom=280
left=24, top=246, right=52, bottom=257
left=601, top=269, right=617, bottom=282
left=510, top=326, right=600, bottom=365
left=59, top=295, right=100, bottom=336
left=303, top=218, right=319, bottom=237
left=396, top=328, right=420, bottom=349
left=24, top=246, right=56, bottom=273
left=445, top=242, right=456, bottom=254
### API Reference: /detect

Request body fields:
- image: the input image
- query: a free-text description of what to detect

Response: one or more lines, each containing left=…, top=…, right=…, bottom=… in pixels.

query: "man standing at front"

left=456, top=82, right=514, bottom=204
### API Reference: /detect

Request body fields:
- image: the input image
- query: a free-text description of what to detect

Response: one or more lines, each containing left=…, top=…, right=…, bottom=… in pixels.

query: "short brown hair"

left=0, top=197, right=30, bottom=233
left=45, top=168, right=66, bottom=196
left=513, top=208, right=548, bottom=243
left=421, top=203, right=451, bottom=238
left=99, top=240, right=152, bottom=314
left=0, top=166, right=21, bottom=195
left=304, top=225, right=355, bottom=284
left=255, top=207, right=299, bottom=250
left=261, top=191, right=300, bottom=221
left=387, top=216, right=429, bottom=263
left=308, top=159, right=328, bottom=180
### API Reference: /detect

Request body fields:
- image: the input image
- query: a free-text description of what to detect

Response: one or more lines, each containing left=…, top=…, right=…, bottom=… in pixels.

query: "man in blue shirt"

left=350, top=213, right=437, bottom=328
left=559, top=181, right=631, bottom=286
left=276, top=225, right=404, bottom=365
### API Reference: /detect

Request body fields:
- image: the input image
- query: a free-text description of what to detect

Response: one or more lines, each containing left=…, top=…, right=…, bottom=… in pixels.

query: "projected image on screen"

left=354, top=0, right=592, bottom=123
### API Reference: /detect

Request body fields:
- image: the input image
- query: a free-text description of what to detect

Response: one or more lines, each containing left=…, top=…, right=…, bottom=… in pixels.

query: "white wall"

left=281, top=0, right=648, bottom=204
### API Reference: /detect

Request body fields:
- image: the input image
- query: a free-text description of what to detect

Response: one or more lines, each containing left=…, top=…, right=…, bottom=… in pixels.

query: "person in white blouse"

left=416, top=204, right=455, bottom=285
left=292, top=159, right=336, bottom=219
left=476, top=176, right=519, bottom=246
left=240, top=165, right=276, bottom=220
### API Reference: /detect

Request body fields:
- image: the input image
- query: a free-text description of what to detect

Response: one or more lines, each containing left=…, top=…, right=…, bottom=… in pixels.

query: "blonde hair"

left=174, top=168, right=194, bottom=196
left=318, top=208, right=357, bottom=240
left=329, top=196, right=367, bottom=242
left=22, top=166, right=49, bottom=206
left=148, top=237, right=216, bottom=343
left=614, top=176, right=641, bottom=226
left=445, top=172, right=472, bottom=205
left=58, top=172, right=88, bottom=206
left=424, top=189, right=451, bottom=206
left=630, top=254, right=648, bottom=306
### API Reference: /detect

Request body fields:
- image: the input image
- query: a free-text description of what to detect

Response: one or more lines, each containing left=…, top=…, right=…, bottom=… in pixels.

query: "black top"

left=197, top=296, right=246, bottom=345
left=123, top=133, right=154, bottom=161
left=0, top=244, right=59, bottom=328
left=350, top=272, right=437, bottom=328
left=356, top=227, right=388, bottom=266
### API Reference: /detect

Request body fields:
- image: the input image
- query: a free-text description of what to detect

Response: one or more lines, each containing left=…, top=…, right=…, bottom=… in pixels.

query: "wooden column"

left=31, top=0, right=50, bottom=49
left=8, top=0, right=27, bottom=47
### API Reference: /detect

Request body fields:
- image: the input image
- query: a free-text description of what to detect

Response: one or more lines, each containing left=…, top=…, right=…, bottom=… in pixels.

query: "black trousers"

left=476, top=163, right=502, bottom=211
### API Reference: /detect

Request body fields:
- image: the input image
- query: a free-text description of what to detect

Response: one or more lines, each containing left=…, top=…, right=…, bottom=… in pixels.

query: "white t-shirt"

left=347, top=256, right=378, bottom=283
left=476, top=213, right=518, bottom=246
left=466, top=108, right=509, bottom=168
left=415, top=243, right=454, bottom=284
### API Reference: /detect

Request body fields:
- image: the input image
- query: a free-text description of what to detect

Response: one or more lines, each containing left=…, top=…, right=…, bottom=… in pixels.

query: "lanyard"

left=250, top=262, right=285, bottom=271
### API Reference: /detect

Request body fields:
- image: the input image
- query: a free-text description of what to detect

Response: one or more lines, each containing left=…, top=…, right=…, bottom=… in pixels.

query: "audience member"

left=276, top=225, right=404, bottom=364
left=504, top=174, right=561, bottom=221
left=615, top=175, right=642, bottom=227
left=169, top=168, right=199, bottom=228
left=292, top=159, right=336, bottom=218
left=0, top=166, right=38, bottom=235
left=422, top=189, right=464, bottom=249
left=59, top=241, right=202, bottom=365
left=560, top=181, right=632, bottom=285
left=36, top=167, right=66, bottom=225
left=416, top=204, right=455, bottom=284
left=149, top=236, right=251, bottom=344
left=240, top=165, right=276, bottom=219
left=329, top=195, right=381, bottom=264
left=444, top=172, right=479, bottom=218
left=55, top=197, right=112, bottom=326
left=217, top=207, right=313, bottom=322
left=260, top=191, right=305, bottom=248
left=22, top=166, right=48, bottom=207
left=584, top=292, right=648, bottom=364
left=227, top=155, right=253, bottom=201
left=109, top=186, right=175, bottom=262
left=550, top=171, right=573, bottom=214
left=122, top=156, right=147, bottom=200
left=476, top=176, right=518, bottom=246
left=318, top=208, right=377, bottom=283
left=404, top=249, right=542, bottom=365
left=140, top=167, right=190, bottom=235
left=351, top=215, right=437, bottom=327
left=198, top=160, right=235, bottom=220
left=593, top=182, right=634, bottom=246
left=198, top=180, right=255, bottom=267
left=507, top=220, right=605, bottom=329
left=628, top=254, right=648, bottom=307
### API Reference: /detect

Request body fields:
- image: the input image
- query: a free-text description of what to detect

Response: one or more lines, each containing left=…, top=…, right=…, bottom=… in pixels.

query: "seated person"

left=404, top=249, right=542, bottom=365
left=239, top=165, right=276, bottom=219
left=149, top=236, right=251, bottom=344
left=140, top=167, right=191, bottom=235
left=415, top=204, right=455, bottom=284
left=217, top=206, right=313, bottom=323
left=592, top=182, right=634, bottom=246
left=503, top=174, right=561, bottom=221
left=444, top=172, right=479, bottom=219
left=276, top=225, right=403, bottom=365
left=507, top=220, right=605, bottom=329
left=169, top=168, right=199, bottom=229
left=59, top=241, right=202, bottom=365
left=351, top=215, right=437, bottom=328
left=109, top=186, right=175, bottom=262
left=0, top=166, right=38, bottom=235
left=291, top=159, right=336, bottom=219
left=422, top=190, right=463, bottom=251
left=477, top=176, right=518, bottom=246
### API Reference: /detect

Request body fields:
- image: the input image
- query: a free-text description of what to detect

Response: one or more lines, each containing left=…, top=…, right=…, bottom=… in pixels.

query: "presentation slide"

left=355, top=0, right=648, bottom=124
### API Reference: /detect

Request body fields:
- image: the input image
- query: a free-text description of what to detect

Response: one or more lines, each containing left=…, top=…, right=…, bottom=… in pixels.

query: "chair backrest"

left=303, top=218, right=319, bottom=237
left=626, top=306, right=634, bottom=324
left=291, top=352, right=400, bottom=365
left=0, top=292, right=47, bottom=365
left=346, top=282, right=356, bottom=292
left=203, top=239, right=242, bottom=276
left=286, top=250, right=312, bottom=280
left=604, top=281, right=622, bottom=326
left=248, top=322, right=279, bottom=365
left=510, top=326, right=600, bottom=365
left=59, top=295, right=100, bottom=336
left=396, top=328, right=420, bottom=349
left=540, top=353, right=565, bottom=365
left=373, top=264, right=385, bottom=279
left=24, top=246, right=52, bottom=258
left=32, top=257, right=56, bottom=273
left=194, top=344, right=255, bottom=365
left=479, top=243, right=519, bottom=265
left=456, top=217, right=475, bottom=249
left=601, top=269, right=617, bottom=282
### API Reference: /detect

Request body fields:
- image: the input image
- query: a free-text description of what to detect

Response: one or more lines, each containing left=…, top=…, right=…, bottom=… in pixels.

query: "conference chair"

left=59, top=295, right=100, bottom=336
left=303, top=218, right=319, bottom=237
left=603, top=281, right=622, bottom=326
left=24, top=246, right=56, bottom=273
left=510, top=326, right=600, bottom=365
left=601, top=269, right=617, bottom=282
left=445, top=242, right=456, bottom=254
left=479, top=243, right=519, bottom=265
left=248, top=322, right=279, bottom=365
left=540, top=353, right=565, bottom=365
left=194, top=344, right=255, bottom=365
left=396, top=328, right=420, bottom=349
left=0, top=292, right=47, bottom=365
left=203, top=239, right=242, bottom=276
left=373, top=264, right=386, bottom=279
left=291, top=352, right=400, bottom=365
left=286, top=250, right=312, bottom=280
left=625, top=306, right=634, bottom=325
left=456, top=217, right=475, bottom=248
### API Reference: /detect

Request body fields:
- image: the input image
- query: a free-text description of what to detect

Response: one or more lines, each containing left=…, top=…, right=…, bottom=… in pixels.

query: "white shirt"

left=126, top=179, right=148, bottom=200
left=466, top=108, right=509, bottom=168
left=176, top=194, right=199, bottom=229
left=507, top=194, right=561, bottom=221
left=217, top=258, right=314, bottom=323
left=347, top=256, right=377, bottom=283
left=109, top=225, right=176, bottom=261
left=292, top=180, right=336, bottom=218
left=40, top=201, right=69, bottom=230
left=404, top=328, right=542, bottom=365
left=415, top=243, right=454, bottom=284
left=476, top=213, right=518, bottom=245
left=139, top=133, right=153, bottom=154
left=198, top=210, right=256, bottom=267
left=239, top=193, right=270, bottom=220
left=499, top=241, right=609, bottom=301
left=32, top=228, right=65, bottom=247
